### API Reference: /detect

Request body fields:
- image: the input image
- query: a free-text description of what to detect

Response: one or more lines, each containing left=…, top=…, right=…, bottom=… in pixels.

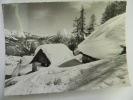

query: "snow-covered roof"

left=34, top=44, right=74, bottom=66
left=78, top=13, right=126, bottom=59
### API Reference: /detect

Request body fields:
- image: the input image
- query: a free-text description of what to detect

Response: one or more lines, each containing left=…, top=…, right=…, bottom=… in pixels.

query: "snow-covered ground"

left=5, top=56, right=21, bottom=75
left=4, top=54, right=130, bottom=96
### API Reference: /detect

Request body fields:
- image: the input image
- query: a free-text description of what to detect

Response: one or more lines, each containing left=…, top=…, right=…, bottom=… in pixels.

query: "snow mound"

left=34, top=44, right=74, bottom=66
left=11, top=56, right=33, bottom=77
left=20, top=56, right=33, bottom=66
left=5, top=56, right=21, bottom=75
left=78, top=13, right=126, bottom=59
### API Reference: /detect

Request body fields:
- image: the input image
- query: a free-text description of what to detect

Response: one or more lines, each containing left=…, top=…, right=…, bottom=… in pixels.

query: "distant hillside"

left=5, top=29, right=41, bottom=56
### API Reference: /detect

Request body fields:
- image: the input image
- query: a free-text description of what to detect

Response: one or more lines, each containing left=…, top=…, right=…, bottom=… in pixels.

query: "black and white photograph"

left=2, top=1, right=130, bottom=96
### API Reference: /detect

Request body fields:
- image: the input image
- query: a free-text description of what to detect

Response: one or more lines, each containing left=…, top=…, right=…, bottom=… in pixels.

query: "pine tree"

left=72, top=6, right=86, bottom=44
left=79, top=6, right=86, bottom=37
left=30, top=42, right=36, bottom=54
left=101, top=1, right=126, bottom=24
left=87, top=14, right=97, bottom=35
left=52, top=31, right=63, bottom=43
left=73, top=17, right=79, bottom=35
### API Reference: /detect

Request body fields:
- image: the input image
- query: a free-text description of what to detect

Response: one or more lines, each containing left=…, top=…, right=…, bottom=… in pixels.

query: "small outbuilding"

left=30, top=44, right=74, bottom=70
left=78, top=13, right=126, bottom=60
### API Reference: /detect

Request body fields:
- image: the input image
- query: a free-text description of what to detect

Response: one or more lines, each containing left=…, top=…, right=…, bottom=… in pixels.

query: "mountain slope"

left=5, top=29, right=39, bottom=56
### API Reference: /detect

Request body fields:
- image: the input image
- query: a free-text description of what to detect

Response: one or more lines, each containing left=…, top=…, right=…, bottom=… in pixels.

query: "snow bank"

left=4, top=54, right=130, bottom=96
left=78, top=13, right=126, bottom=59
left=5, top=56, right=21, bottom=75
left=11, top=56, right=33, bottom=77
left=34, top=44, right=74, bottom=66
left=20, top=56, right=33, bottom=66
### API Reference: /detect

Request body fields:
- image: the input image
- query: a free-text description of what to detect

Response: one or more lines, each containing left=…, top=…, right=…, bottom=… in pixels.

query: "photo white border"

left=0, top=0, right=133, bottom=100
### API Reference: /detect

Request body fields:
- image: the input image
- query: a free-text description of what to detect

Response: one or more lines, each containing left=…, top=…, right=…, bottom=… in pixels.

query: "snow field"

left=4, top=54, right=130, bottom=96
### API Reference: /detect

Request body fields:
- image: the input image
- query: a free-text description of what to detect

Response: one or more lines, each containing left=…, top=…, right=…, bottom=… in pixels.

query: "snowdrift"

left=5, top=56, right=21, bottom=75
left=78, top=13, right=126, bottom=59
left=11, top=56, right=33, bottom=77
left=4, top=54, right=130, bottom=96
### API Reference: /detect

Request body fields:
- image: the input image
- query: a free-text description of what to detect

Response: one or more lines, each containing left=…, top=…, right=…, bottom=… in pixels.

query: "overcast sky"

left=2, top=1, right=109, bottom=36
